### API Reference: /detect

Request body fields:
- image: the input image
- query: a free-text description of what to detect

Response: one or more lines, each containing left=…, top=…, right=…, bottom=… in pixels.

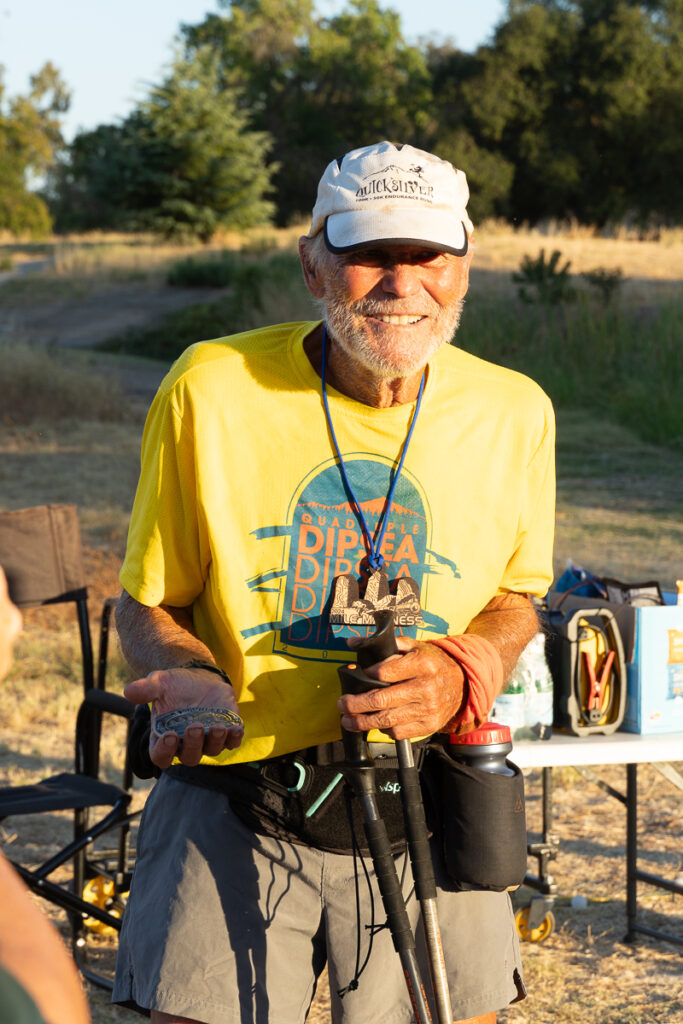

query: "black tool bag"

left=420, top=742, right=527, bottom=892
left=546, top=605, right=627, bottom=736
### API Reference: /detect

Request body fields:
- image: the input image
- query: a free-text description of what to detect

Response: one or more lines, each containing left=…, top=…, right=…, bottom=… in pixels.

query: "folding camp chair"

left=0, top=504, right=137, bottom=991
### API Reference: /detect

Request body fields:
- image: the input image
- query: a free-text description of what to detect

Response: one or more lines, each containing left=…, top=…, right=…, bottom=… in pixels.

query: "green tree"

left=428, top=0, right=683, bottom=226
left=465, top=0, right=584, bottom=222
left=183, top=0, right=433, bottom=224
left=48, top=117, right=151, bottom=233
left=182, top=0, right=315, bottom=105
left=602, top=0, right=683, bottom=224
left=137, top=49, right=275, bottom=239
left=425, top=45, right=515, bottom=221
left=0, top=62, right=69, bottom=236
left=51, top=50, right=275, bottom=240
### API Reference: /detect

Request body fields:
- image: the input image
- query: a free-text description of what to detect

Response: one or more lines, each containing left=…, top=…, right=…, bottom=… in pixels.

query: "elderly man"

left=113, top=141, right=555, bottom=1024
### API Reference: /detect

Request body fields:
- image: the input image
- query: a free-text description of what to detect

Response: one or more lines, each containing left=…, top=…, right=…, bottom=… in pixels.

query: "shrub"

left=101, top=297, right=237, bottom=362
left=167, top=252, right=240, bottom=288
left=104, top=251, right=315, bottom=362
left=0, top=191, right=52, bottom=239
left=582, top=267, right=623, bottom=304
left=513, top=249, right=576, bottom=305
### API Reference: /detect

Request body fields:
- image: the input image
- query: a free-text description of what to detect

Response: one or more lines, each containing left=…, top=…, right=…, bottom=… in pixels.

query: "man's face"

left=317, top=244, right=472, bottom=378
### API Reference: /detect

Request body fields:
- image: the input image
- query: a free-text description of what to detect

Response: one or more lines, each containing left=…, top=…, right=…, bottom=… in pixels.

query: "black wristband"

left=181, top=658, right=232, bottom=686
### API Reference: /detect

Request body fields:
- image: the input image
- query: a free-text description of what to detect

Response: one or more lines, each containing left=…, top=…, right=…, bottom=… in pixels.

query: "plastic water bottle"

left=526, top=632, right=554, bottom=731
left=495, top=631, right=553, bottom=739
left=492, top=678, right=526, bottom=737
left=448, top=722, right=516, bottom=776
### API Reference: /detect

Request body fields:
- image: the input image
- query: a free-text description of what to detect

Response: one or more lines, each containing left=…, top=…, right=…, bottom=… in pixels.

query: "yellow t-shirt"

left=121, top=321, right=555, bottom=764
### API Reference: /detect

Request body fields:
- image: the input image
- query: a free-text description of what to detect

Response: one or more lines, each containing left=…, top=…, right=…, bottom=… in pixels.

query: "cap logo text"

left=356, top=163, right=434, bottom=202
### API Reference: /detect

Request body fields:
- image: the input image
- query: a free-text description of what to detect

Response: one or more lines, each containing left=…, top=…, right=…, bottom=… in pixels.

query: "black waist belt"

left=293, top=738, right=426, bottom=770
left=166, top=739, right=428, bottom=855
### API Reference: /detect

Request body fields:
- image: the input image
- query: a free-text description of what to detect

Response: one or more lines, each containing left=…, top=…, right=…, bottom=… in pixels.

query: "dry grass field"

left=474, top=221, right=683, bottom=276
left=0, top=226, right=681, bottom=1023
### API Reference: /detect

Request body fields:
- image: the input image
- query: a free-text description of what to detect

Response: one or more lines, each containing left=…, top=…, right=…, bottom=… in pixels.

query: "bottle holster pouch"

left=420, top=742, right=528, bottom=892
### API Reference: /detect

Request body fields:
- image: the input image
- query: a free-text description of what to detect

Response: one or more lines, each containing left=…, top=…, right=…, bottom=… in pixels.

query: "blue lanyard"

left=320, top=324, right=426, bottom=572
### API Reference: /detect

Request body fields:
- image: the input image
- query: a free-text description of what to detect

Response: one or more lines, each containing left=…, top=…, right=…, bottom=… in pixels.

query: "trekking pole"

left=338, top=616, right=433, bottom=1024
left=353, top=611, right=453, bottom=1024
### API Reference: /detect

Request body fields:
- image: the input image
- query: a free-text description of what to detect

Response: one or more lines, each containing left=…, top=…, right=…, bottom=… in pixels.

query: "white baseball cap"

left=307, top=141, right=474, bottom=257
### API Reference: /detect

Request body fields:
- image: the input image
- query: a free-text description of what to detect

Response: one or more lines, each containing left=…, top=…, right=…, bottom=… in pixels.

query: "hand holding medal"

left=123, top=661, right=244, bottom=770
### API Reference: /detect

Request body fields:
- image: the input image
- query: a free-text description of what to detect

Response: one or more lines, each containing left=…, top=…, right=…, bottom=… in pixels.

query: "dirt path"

left=2, top=277, right=234, bottom=402
left=3, top=278, right=229, bottom=351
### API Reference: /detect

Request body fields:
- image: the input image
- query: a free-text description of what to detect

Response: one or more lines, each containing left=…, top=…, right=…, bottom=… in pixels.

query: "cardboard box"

left=621, top=605, right=683, bottom=734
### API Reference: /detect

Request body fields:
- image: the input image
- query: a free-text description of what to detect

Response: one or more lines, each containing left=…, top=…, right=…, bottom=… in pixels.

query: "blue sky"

left=0, top=1, right=506, bottom=142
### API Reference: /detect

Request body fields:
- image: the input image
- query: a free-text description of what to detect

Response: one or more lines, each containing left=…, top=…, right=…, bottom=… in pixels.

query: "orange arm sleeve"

left=428, top=634, right=505, bottom=734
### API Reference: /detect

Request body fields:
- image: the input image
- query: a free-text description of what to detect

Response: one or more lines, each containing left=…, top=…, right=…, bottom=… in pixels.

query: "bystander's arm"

left=0, top=567, right=90, bottom=1023
left=0, top=855, right=90, bottom=1024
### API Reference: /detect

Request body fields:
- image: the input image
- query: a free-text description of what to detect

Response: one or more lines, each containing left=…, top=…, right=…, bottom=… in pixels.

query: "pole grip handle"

left=356, top=609, right=399, bottom=668
left=338, top=610, right=398, bottom=697
left=354, top=612, right=438, bottom=899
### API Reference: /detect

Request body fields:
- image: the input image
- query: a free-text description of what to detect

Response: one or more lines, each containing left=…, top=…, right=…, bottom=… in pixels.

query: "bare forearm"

left=0, top=855, right=90, bottom=1024
left=466, top=592, right=539, bottom=684
left=116, top=590, right=214, bottom=677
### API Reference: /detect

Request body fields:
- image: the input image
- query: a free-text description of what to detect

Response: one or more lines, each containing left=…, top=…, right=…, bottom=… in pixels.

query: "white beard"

left=320, top=287, right=464, bottom=380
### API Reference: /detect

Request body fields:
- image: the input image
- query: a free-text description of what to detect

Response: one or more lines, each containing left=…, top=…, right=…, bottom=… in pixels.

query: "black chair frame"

left=0, top=506, right=139, bottom=994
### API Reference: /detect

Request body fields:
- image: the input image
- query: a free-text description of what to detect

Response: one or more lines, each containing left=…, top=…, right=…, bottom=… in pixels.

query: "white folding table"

left=511, top=731, right=683, bottom=945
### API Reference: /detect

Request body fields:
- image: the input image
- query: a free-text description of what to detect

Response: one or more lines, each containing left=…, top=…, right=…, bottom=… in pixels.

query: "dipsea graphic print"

left=243, top=456, right=461, bottom=662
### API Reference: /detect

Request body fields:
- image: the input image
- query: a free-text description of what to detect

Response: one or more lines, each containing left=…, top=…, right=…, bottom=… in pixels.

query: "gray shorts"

left=113, top=774, right=525, bottom=1023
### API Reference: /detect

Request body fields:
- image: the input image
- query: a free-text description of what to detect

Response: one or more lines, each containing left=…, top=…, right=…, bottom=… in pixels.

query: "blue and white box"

left=622, top=605, right=683, bottom=734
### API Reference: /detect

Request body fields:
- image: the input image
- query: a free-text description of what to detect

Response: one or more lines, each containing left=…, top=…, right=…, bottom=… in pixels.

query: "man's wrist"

left=428, top=634, right=504, bottom=734
left=180, top=658, right=232, bottom=687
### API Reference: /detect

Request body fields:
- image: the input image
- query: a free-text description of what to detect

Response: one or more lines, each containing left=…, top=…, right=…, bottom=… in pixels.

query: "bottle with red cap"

left=447, top=721, right=515, bottom=776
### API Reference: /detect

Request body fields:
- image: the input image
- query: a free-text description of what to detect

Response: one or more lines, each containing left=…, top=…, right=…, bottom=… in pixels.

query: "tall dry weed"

left=0, top=342, right=130, bottom=424
left=474, top=224, right=683, bottom=281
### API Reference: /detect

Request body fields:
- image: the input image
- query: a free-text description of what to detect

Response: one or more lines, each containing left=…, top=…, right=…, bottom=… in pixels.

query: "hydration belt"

left=167, top=740, right=427, bottom=855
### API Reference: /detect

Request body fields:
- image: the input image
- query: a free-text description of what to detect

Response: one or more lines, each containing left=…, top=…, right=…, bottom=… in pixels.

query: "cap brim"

left=323, top=210, right=468, bottom=257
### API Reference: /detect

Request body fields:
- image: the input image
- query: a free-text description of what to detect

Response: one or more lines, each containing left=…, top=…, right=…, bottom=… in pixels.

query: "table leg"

left=625, top=762, right=637, bottom=943
left=523, top=767, right=559, bottom=933
left=624, top=760, right=683, bottom=946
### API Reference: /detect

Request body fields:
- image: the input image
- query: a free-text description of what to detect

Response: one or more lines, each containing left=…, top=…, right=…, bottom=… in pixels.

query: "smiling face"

left=300, top=239, right=473, bottom=380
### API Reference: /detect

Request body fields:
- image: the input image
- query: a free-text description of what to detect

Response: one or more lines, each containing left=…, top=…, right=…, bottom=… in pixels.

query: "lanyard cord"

left=321, top=324, right=426, bottom=572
